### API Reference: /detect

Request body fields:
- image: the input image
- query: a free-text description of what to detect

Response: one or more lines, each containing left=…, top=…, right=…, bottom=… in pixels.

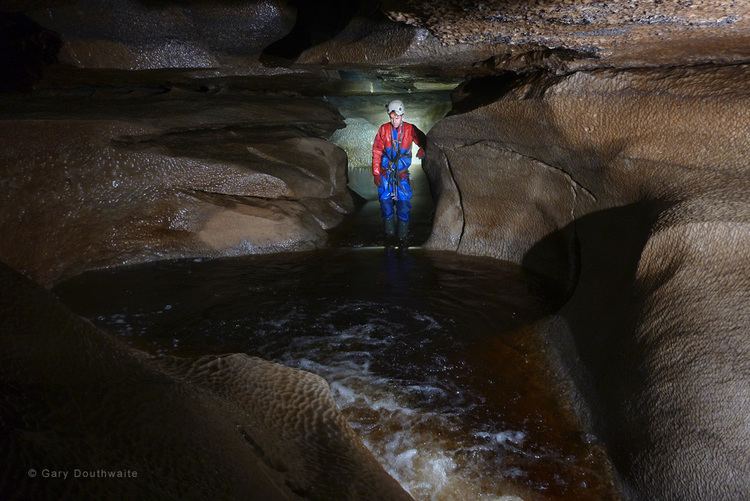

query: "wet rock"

left=7, top=0, right=750, bottom=79
left=0, top=90, right=352, bottom=286
left=295, top=14, right=498, bottom=71
left=383, top=0, right=750, bottom=69
left=0, top=1, right=747, bottom=498
left=13, top=0, right=295, bottom=70
left=423, top=64, right=750, bottom=499
left=0, top=260, right=411, bottom=500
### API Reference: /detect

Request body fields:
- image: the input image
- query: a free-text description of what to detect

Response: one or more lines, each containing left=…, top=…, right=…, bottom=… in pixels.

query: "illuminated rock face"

left=383, top=0, right=750, bottom=69
left=422, top=65, right=750, bottom=499
left=0, top=92, right=352, bottom=286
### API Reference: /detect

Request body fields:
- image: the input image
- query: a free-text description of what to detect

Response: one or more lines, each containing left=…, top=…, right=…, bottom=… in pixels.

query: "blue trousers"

left=378, top=174, right=413, bottom=222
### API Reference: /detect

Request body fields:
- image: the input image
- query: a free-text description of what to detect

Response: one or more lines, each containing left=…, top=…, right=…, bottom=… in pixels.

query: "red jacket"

left=372, top=122, right=426, bottom=185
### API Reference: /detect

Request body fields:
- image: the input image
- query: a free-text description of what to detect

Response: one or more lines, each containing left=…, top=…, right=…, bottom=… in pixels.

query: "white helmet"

left=386, top=99, right=405, bottom=116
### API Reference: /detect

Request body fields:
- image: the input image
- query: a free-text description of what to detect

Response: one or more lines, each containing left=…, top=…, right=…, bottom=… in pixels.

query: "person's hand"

left=373, top=174, right=381, bottom=187
left=416, top=147, right=425, bottom=159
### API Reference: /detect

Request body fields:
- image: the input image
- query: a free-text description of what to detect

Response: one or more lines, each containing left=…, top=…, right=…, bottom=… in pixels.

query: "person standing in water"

left=371, top=99, right=426, bottom=247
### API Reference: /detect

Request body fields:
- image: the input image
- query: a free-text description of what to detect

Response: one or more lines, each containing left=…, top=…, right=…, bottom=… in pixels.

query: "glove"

left=416, top=147, right=425, bottom=159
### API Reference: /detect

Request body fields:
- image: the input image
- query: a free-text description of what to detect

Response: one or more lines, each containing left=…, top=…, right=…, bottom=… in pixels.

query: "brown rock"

left=423, top=64, right=750, bottom=499
left=383, top=0, right=750, bottom=69
left=17, top=0, right=296, bottom=70
left=0, top=260, right=411, bottom=500
left=0, top=91, right=352, bottom=286
left=295, top=14, right=498, bottom=71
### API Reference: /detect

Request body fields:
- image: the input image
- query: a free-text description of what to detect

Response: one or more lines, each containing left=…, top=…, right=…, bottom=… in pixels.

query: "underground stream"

left=3, top=2, right=749, bottom=500
left=54, top=227, right=615, bottom=499
left=50, top=86, right=619, bottom=500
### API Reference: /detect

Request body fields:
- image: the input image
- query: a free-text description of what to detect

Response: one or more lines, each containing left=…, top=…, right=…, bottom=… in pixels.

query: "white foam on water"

left=99, top=298, right=537, bottom=499
left=285, top=352, right=526, bottom=500
left=370, top=429, right=494, bottom=501
left=246, top=302, right=534, bottom=500
left=394, top=448, right=418, bottom=467
left=496, top=431, right=526, bottom=446
left=368, top=395, right=415, bottom=414
left=411, top=312, right=441, bottom=331
left=475, top=430, right=527, bottom=447
left=291, top=357, right=329, bottom=374
left=329, top=381, right=359, bottom=405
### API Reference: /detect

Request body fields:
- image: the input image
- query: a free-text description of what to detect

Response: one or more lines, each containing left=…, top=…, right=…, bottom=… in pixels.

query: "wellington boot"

left=384, top=217, right=396, bottom=245
left=397, top=219, right=409, bottom=248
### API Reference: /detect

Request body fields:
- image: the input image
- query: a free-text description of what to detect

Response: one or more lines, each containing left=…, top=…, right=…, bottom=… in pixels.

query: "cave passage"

left=323, top=75, right=454, bottom=247
left=3, top=0, right=749, bottom=498
left=55, top=249, right=617, bottom=500
left=43, top=69, right=616, bottom=499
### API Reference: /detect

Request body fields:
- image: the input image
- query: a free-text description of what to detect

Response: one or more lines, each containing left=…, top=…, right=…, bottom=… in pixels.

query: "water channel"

left=55, top=244, right=615, bottom=499
left=52, top=80, right=615, bottom=500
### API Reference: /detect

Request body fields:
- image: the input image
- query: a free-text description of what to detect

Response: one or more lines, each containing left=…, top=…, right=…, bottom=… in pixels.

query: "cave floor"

left=54, top=248, right=618, bottom=500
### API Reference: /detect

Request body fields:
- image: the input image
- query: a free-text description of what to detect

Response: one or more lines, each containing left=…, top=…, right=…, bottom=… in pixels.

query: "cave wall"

left=0, top=90, right=353, bottom=286
left=0, top=1, right=369, bottom=286
left=1, top=0, right=749, bottom=498
left=422, top=65, right=750, bottom=498
left=10, top=0, right=296, bottom=71
left=383, top=0, right=750, bottom=69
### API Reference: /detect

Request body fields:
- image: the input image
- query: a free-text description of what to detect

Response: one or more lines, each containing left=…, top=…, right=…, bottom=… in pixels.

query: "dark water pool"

left=54, top=248, right=615, bottom=500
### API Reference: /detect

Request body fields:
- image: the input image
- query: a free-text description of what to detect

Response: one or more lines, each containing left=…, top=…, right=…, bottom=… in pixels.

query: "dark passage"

left=55, top=249, right=617, bottom=500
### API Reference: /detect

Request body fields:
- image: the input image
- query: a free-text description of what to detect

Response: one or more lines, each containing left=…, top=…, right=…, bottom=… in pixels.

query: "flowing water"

left=54, top=248, right=616, bottom=500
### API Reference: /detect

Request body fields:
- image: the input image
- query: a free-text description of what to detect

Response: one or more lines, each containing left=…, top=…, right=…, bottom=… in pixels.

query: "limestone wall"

left=0, top=91, right=352, bottom=286
left=422, top=65, right=750, bottom=499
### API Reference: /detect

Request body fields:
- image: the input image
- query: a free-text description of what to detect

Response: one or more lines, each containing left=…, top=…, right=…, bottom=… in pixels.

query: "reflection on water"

left=54, top=248, right=615, bottom=500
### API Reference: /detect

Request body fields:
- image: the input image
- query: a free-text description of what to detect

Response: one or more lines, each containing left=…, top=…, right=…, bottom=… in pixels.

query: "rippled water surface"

left=55, top=248, right=615, bottom=500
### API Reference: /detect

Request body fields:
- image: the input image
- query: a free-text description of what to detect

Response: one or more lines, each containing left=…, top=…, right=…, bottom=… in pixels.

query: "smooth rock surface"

left=0, top=90, right=352, bottom=286
left=422, top=64, right=750, bottom=499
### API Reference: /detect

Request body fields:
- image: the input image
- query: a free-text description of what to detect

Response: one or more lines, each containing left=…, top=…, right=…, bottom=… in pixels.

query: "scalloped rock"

left=0, top=91, right=352, bottom=286
left=422, top=64, right=750, bottom=500
left=0, top=261, right=411, bottom=500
